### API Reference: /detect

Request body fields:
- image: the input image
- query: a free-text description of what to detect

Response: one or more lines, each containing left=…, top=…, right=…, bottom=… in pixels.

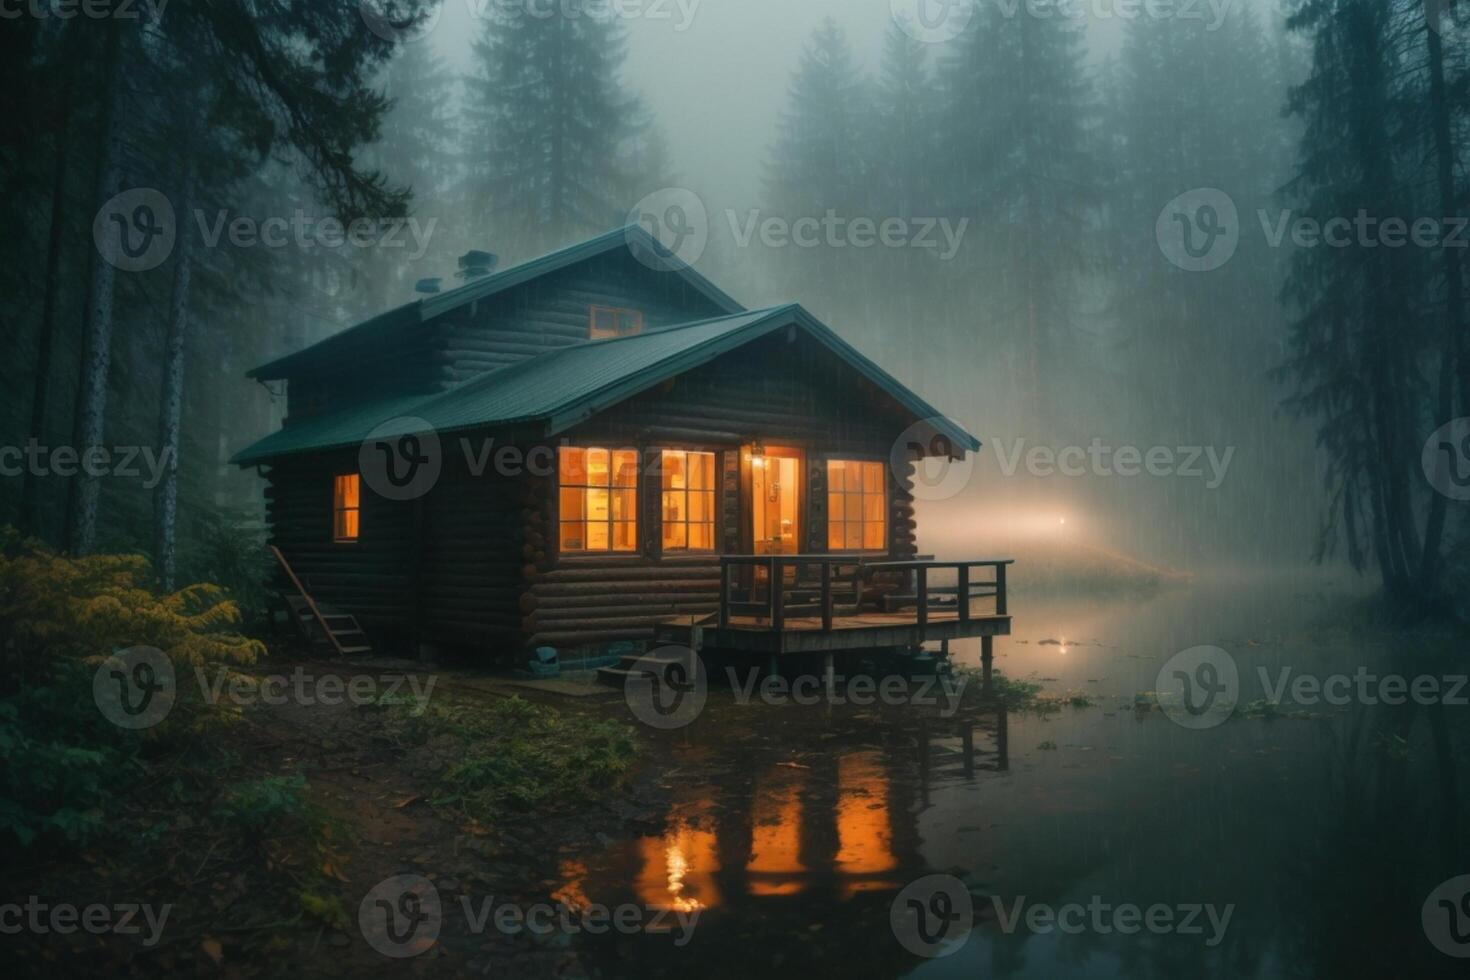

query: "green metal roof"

left=247, top=225, right=744, bottom=380
left=231, top=305, right=980, bottom=466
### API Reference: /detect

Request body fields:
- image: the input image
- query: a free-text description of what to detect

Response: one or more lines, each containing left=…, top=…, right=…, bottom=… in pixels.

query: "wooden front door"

left=748, top=446, right=803, bottom=555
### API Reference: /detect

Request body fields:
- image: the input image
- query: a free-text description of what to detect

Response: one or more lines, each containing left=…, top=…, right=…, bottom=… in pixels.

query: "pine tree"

left=936, top=5, right=1098, bottom=422
left=1277, top=0, right=1439, bottom=601
left=462, top=8, right=640, bottom=256
left=763, top=18, right=870, bottom=304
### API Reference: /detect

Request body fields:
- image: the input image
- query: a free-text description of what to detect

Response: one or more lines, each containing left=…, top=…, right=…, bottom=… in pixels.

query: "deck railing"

left=718, top=555, right=1013, bottom=631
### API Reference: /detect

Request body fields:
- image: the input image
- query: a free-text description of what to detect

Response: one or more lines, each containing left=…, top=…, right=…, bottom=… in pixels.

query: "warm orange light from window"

left=333, top=474, right=360, bottom=542
left=827, top=460, right=886, bottom=551
left=589, top=306, right=644, bottom=339
left=559, top=447, right=638, bottom=553
left=661, top=450, right=716, bottom=552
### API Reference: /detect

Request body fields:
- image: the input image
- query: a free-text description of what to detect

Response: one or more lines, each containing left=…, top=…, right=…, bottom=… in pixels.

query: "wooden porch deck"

left=653, top=556, right=1013, bottom=656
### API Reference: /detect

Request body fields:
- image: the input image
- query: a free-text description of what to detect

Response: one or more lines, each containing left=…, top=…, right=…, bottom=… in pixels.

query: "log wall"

left=523, top=329, right=923, bottom=650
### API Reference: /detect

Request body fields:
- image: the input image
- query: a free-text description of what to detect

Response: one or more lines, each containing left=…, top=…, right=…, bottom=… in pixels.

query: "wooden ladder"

left=269, top=546, right=373, bottom=657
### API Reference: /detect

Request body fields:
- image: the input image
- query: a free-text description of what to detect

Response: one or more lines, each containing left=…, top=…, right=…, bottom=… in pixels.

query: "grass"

left=386, top=695, right=639, bottom=821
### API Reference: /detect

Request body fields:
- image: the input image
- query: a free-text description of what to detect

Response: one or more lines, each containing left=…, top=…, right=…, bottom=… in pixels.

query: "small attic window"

left=590, top=306, right=644, bottom=340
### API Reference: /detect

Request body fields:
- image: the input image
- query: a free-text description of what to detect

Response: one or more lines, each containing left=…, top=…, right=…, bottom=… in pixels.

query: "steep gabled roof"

left=246, top=225, right=745, bottom=380
left=231, top=305, right=979, bottom=466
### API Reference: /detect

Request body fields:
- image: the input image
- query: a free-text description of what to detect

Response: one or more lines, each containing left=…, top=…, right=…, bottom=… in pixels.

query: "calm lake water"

left=555, top=571, right=1470, bottom=979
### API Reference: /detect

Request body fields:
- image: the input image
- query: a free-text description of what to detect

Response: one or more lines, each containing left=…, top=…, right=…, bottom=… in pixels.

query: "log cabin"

left=233, top=227, right=1011, bottom=675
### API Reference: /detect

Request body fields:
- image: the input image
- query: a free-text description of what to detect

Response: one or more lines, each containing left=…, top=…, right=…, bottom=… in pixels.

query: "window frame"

left=556, top=446, right=641, bottom=557
left=824, top=457, right=888, bottom=554
left=658, top=448, right=720, bottom=556
left=588, top=305, right=645, bottom=340
left=332, top=473, right=361, bottom=544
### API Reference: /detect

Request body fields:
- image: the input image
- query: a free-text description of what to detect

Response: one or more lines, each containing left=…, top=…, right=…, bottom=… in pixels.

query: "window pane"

left=689, top=524, right=709, bottom=550
left=690, top=491, right=711, bottom=523
left=336, top=474, right=360, bottom=509
left=864, top=522, right=885, bottom=550
left=829, top=492, right=845, bottom=523
left=560, top=447, right=586, bottom=483
left=560, top=523, right=585, bottom=551
left=613, top=522, right=637, bottom=551
left=586, top=449, right=610, bottom=486
left=864, top=494, right=885, bottom=522
left=559, top=488, right=584, bottom=521
left=828, top=459, right=847, bottom=492
left=845, top=524, right=863, bottom=550
left=663, top=451, right=686, bottom=490
left=693, top=452, right=714, bottom=489
left=664, top=522, right=686, bottom=550
left=613, top=450, right=639, bottom=487
left=846, top=493, right=862, bottom=526
left=587, top=488, right=610, bottom=522
left=612, top=489, right=637, bottom=522
left=588, top=522, right=610, bottom=551
left=862, top=462, right=883, bottom=493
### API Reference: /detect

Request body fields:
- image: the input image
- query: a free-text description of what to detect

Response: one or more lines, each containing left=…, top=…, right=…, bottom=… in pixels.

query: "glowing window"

left=827, top=460, right=886, bottom=551
left=589, top=306, right=644, bottom=339
left=662, top=450, right=717, bottom=552
left=333, top=474, right=360, bottom=543
left=559, top=447, right=639, bottom=553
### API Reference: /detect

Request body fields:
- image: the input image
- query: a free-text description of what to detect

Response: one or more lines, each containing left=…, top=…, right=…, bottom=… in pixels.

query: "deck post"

left=996, top=563, right=1008, bottom=616
left=770, top=557, right=784, bottom=632
left=916, top=566, right=928, bottom=628
left=719, top=560, right=730, bottom=629
left=958, top=564, right=970, bottom=622
left=981, top=634, right=994, bottom=699
left=821, top=562, right=833, bottom=631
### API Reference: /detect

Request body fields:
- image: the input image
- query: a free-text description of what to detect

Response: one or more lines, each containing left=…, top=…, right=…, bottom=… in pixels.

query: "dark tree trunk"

left=1416, top=0, right=1466, bottom=598
left=65, top=25, right=124, bottom=556
left=21, top=63, right=76, bottom=540
left=154, top=156, right=196, bottom=591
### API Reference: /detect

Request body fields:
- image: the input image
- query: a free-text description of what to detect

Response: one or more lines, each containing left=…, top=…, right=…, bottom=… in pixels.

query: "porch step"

left=596, top=652, right=695, bottom=687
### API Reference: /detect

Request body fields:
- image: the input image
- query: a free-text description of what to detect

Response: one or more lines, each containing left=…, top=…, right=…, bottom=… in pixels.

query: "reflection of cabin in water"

left=233, top=227, right=1011, bottom=667
left=553, top=710, right=1006, bottom=951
